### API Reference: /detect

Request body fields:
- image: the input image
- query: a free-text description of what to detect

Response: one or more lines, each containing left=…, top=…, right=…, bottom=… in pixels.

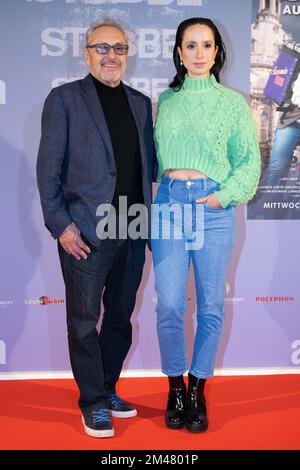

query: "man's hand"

left=58, top=223, right=91, bottom=260
left=196, top=193, right=222, bottom=208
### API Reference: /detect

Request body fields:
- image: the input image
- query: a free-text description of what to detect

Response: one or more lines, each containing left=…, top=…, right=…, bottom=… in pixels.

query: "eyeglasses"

left=86, top=43, right=129, bottom=55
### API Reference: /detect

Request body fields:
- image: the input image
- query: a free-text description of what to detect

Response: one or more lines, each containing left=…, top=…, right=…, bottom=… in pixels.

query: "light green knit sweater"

left=154, top=74, right=261, bottom=208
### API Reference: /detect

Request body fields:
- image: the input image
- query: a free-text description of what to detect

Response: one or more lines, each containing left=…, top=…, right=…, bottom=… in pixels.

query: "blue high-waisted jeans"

left=151, top=176, right=236, bottom=378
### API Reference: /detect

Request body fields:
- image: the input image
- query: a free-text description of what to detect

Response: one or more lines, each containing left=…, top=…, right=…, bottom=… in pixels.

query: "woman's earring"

left=180, top=60, right=183, bottom=66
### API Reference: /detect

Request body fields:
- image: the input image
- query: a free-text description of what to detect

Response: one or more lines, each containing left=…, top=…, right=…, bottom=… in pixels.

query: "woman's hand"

left=196, top=193, right=222, bottom=208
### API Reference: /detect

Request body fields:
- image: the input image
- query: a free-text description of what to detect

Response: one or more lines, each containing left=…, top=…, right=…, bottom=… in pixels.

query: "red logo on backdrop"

left=256, top=296, right=295, bottom=302
left=39, top=296, right=64, bottom=305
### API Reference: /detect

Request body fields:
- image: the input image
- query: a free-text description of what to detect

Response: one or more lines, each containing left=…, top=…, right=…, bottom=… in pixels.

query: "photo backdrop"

left=0, top=0, right=299, bottom=374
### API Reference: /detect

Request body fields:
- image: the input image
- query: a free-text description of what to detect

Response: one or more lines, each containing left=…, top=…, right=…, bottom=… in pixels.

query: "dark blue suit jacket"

left=37, top=74, right=156, bottom=245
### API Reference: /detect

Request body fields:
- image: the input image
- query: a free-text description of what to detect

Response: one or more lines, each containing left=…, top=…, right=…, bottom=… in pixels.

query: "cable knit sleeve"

left=215, top=95, right=261, bottom=208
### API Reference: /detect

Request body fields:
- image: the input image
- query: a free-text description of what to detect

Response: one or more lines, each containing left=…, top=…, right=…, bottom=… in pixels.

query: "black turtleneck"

left=91, top=75, right=143, bottom=210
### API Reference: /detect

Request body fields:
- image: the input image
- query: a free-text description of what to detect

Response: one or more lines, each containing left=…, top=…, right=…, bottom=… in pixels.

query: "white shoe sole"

left=110, top=409, right=137, bottom=418
left=82, top=416, right=115, bottom=438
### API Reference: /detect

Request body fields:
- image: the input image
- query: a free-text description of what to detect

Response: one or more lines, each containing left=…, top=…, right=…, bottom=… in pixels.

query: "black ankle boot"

left=165, top=375, right=186, bottom=429
left=185, top=373, right=208, bottom=433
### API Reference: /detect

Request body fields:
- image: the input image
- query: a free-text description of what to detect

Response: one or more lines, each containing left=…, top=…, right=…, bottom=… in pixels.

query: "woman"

left=152, top=17, right=261, bottom=433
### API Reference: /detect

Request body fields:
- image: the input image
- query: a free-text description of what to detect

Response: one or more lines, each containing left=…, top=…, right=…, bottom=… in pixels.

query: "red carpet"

left=0, top=375, right=299, bottom=450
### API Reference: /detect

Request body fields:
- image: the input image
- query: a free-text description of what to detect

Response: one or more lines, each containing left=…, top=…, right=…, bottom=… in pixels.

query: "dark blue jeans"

left=58, top=236, right=146, bottom=411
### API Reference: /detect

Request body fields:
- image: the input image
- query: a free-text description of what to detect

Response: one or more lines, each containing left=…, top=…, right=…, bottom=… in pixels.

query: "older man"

left=37, top=20, right=155, bottom=438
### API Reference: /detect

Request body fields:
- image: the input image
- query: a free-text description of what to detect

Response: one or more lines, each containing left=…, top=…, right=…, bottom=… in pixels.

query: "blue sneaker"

left=108, top=393, right=137, bottom=418
left=82, top=408, right=114, bottom=438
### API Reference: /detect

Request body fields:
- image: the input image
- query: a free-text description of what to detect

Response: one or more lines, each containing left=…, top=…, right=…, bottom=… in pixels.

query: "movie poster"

left=247, top=0, right=300, bottom=219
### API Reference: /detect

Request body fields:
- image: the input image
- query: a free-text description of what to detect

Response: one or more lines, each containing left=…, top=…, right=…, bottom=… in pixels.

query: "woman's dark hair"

left=170, top=17, right=226, bottom=90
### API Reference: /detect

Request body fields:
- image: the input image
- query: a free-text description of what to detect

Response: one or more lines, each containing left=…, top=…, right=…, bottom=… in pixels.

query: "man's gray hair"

left=85, top=19, right=128, bottom=47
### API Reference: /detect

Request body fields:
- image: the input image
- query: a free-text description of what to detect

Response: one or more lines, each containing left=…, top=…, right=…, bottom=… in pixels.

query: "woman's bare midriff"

left=164, top=168, right=207, bottom=179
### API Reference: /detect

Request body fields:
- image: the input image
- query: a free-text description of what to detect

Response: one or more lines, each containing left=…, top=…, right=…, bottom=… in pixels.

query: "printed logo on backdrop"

left=256, top=296, right=295, bottom=302
left=24, top=296, right=64, bottom=305
left=0, top=80, right=6, bottom=105
left=0, top=300, right=13, bottom=308
left=291, top=339, right=300, bottom=365
left=0, top=341, right=6, bottom=365
left=224, top=282, right=245, bottom=304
